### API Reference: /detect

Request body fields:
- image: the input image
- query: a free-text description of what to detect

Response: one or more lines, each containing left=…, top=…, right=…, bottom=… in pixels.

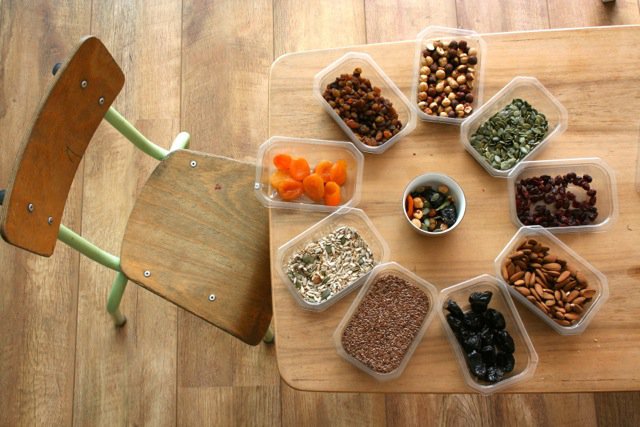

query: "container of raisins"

left=460, top=76, right=568, bottom=178
left=411, top=26, right=486, bottom=125
left=507, top=157, right=618, bottom=233
left=439, top=274, right=538, bottom=394
left=313, top=52, right=417, bottom=155
left=333, top=262, right=439, bottom=381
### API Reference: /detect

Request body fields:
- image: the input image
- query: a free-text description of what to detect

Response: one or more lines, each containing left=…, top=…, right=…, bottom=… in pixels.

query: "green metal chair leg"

left=170, top=131, right=191, bottom=151
left=263, top=323, right=274, bottom=343
left=107, top=272, right=128, bottom=327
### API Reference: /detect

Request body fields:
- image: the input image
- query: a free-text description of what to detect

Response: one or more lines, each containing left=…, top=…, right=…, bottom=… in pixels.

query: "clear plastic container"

left=507, top=157, right=618, bottom=233
left=438, top=274, right=538, bottom=394
left=460, top=76, right=568, bottom=178
left=313, top=52, right=417, bottom=155
left=333, top=262, right=439, bottom=381
left=275, top=207, right=390, bottom=312
left=254, top=136, right=364, bottom=211
left=494, top=226, right=609, bottom=335
left=411, top=26, right=486, bottom=125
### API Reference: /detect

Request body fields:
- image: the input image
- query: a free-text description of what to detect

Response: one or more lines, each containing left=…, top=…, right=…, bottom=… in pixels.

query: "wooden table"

left=268, top=26, right=640, bottom=393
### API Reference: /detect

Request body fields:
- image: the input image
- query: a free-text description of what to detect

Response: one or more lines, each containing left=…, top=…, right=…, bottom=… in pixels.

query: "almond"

left=516, top=286, right=531, bottom=297
left=581, top=289, right=596, bottom=299
left=543, top=262, right=562, bottom=271
left=557, top=270, right=571, bottom=283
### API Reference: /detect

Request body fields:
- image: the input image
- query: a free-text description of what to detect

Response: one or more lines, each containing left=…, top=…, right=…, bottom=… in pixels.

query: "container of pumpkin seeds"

left=276, top=207, right=390, bottom=311
left=460, top=76, right=568, bottom=178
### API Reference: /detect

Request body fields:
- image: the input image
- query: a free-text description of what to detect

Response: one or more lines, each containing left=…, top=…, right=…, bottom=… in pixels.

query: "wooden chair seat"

left=120, top=150, right=272, bottom=345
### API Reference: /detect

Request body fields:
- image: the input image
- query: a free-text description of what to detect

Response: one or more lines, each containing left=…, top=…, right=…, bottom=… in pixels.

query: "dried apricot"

left=277, top=178, right=303, bottom=201
left=329, top=159, right=348, bottom=185
left=269, top=170, right=289, bottom=190
left=324, top=181, right=341, bottom=206
left=289, top=157, right=310, bottom=181
left=302, top=173, right=325, bottom=202
left=273, top=153, right=292, bottom=171
left=314, top=160, right=333, bottom=182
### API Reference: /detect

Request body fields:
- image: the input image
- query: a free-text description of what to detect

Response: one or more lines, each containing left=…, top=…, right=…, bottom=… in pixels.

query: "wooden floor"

left=1, top=1, right=639, bottom=426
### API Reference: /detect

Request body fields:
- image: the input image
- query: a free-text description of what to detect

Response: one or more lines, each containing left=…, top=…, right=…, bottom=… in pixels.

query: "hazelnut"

left=442, top=97, right=451, bottom=107
left=418, top=82, right=428, bottom=91
left=435, top=81, right=445, bottom=93
left=447, top=77, right=459, bottom=89
left=444, top=86, right=452, bottom=94
left=418, top=92, right=428, bottom=101
left=419, top=74, right=428, bottom=82
left=468, top=47, right=478, bottom=56
left=425, top=56, right=434, bottom=66
left=438, top=56, right=448, bottom=67
left=420, top=66, right=430, bottom=75
left=460, top=54, right=468, bottom=64
left=435, top=69, right=446, bottom=79
left=439, top=111, right=448, bottom=117
left=456, top=75, right=466, bottom=84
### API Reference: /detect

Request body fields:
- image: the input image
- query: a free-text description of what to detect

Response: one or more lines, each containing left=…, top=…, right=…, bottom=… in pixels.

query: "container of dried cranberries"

left=333, top=262, right=439, bottom=381
left=507, top=157, right=618, bottom=233
left=439, top=274, right=538, bottom=394
left=411, top=26, right=486, bottom=125
left=313, top=52, right=417, bottom=154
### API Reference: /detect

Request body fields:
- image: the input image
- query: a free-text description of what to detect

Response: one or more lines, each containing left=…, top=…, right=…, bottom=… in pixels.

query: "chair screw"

left=208, top=294, right=216, bottom=302
left=144, top=270, right=151, bottom=277
left=27, top=203, right=34, bottom=212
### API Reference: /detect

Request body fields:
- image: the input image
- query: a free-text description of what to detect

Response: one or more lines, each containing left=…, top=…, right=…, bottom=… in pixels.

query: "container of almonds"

left=333, top=262, right=438, bottom=381
left=411, top=26, right=486, bottom=124
left=276, top=207, right=389, bottom=311
left=313, top=52, right=417, bottom=154
left=507, top=157, right=618, bottom=233
left=439, top=274, right=538, bottom=394
left=494, top=226, right=609, bottom=335
left=460, top=76, right=568, bottom=178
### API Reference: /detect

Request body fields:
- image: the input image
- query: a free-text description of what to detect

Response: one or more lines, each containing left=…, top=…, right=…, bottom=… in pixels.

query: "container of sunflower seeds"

left=276, top=207, right=390, bottom=311
left=460, top=76, right=568, bottom=178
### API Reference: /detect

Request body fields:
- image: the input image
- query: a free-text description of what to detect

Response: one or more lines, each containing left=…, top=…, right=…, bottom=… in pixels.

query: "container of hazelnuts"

left=411, top=26, right=486, bottom=125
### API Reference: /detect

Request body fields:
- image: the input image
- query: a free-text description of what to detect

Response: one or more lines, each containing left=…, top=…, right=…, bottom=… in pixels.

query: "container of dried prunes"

left=438, top=274, right=538, bottom=394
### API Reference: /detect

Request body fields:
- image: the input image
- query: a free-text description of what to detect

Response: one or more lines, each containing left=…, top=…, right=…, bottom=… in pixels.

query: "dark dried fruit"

left=496, top=351, right=515, bottom=373
left=446, top=299, right=464, bottom=320
left=447, top=314, right=464, bottom=335
left=495, top=329, right=515, bottom=354
left=467, top=350, right=487, bottom=378
left=484, top=308, right=506, bottom=330
left=462, top=334, right=482, bottom=353
left=469, top=291, right=492, bottom=313
left=486, top=366, right=504, bottom=383
left=463, top=312, right=484, bottom=331
left=481, top=345, right=496, bottom=365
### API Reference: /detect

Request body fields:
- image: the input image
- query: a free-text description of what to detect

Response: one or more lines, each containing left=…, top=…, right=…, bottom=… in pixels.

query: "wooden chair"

left=0, top=36, right=273, bottom=345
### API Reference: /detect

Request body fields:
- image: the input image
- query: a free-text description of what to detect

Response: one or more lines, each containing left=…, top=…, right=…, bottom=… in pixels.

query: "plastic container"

left=460, top=76, right=568, bottom=178
left=411, top=26, right=486, bottom=125
left=402, top=173, right=466, bottom=236
left=439, top=274, right=538, bottom=394
left=275, top=207, right=390, bottom=311
left=254, top=136, right=364, bottom=211
left=313, top=52, right=417, bottom=154
left=507, top=157, right=618, bottom=233
left=494, top=226, right=609, bottom=335
left=333, top=262, right=439, bottom=381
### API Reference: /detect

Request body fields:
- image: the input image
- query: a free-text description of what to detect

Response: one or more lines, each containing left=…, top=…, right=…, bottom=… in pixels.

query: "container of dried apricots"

left=254, top=136, right=364, bottom=211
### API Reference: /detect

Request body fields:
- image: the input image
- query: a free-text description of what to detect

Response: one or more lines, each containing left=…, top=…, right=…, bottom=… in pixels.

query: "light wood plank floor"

left=1, top=1, right=639, bottom=426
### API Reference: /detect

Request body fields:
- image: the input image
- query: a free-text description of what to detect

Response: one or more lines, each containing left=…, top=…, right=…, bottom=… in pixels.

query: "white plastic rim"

left=411, top=26, right=487, bottom=125
left=460, top=76, right=569, bottom=178
left=313, top=52, right=417, bottom=154
left=494, top=226, right=609, bottom=335
left=506, top=157, right=618, bottom=234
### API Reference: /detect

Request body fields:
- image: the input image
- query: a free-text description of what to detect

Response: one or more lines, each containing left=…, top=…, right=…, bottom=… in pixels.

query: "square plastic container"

left=439, top=274, right=538, bottom=394
left=507, top=157, right=618, bottom=233
left=494, top=226, right=609, bottom=335
left=333, top=262, right=439, bottom=381
left=276, top=207, right=390, bottom=312
left=313, top=52, right=417, bottom=154
left=460, top=76, right=568, bottom=178
left=254, top=136, right=364, bottom=211
left=411, top=26, right=486, bottom=125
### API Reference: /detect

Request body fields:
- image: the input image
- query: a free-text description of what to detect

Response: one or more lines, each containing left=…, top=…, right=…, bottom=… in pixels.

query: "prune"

left=496, top=351, right=515, bottom=373
left=441, top=206, right=457, bottom=226
left=447, top=314, right=464, bottom=335
left=445, top=299, right=464, bottom=320
left=485, top=366, right=504, bottom=383
left=467, top=350, right=487, bottom=378
left=469, top=291, right=492, bottom=313
left=462, top=334, right=482, bottom=353
left=463, top=311, right=484, bottom=331
left=495, top=329, right=515, bottom=354
left=479, top=327, right=494, bottom=346
left=484, top=308, right=506, bottom=330
left=481, top=345, right=496, bottom=365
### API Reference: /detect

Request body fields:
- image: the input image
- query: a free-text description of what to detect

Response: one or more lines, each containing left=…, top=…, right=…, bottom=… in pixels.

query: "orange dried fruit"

left=314, top=160, right=333, bottom=182
left=329, top=159, right=348, bottom=185
left=302, top=173, right=325, bottom=202
left=289, top=157, right=311, bottom=181
left=324, top=181, right=341, bottom=206
left=269, top=170, right=289, bottom=190
left=273, top=153, right=292, bottom=171
left=277, top=178, right=303, bottom=201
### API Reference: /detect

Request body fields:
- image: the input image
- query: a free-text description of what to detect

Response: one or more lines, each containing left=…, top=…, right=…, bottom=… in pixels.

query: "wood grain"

left=0, top=37, right=123, bottom=256
left=72, top=1, right=182, bottom=425
left=456, top=0, right=549, bottom=32
left=548, top=0, right=640, bottom=27
left=269, top=26, right=640, bottom=393
left=0, top=1, right=89, bottom=425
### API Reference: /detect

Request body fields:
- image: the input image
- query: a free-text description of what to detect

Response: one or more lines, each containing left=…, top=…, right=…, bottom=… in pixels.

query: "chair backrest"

left=0, top=37, right=124, bottom=256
